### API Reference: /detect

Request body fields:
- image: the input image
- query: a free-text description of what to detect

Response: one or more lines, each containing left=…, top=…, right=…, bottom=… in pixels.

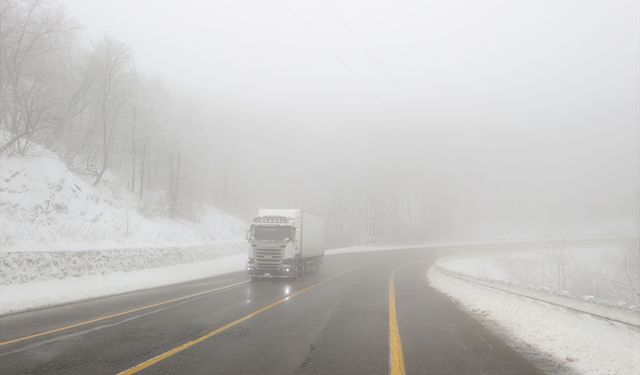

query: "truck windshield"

left=253, top=225, right=292, bottom=241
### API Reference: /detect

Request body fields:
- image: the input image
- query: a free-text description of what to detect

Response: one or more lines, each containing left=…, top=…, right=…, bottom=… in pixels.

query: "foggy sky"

left=60, top=0, right=639, bottom=239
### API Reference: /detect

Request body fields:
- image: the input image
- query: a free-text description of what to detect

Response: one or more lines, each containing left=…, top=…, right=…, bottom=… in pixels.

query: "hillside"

left=0, top=142, right=246, bottom=252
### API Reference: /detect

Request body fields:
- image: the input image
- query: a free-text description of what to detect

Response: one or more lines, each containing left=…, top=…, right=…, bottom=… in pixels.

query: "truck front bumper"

left=247, top=258, right=296, bottom=279
left=247, top=269, right=296, bottom=279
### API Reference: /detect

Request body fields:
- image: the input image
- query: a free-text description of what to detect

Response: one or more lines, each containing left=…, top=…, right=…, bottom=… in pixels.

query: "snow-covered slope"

left=0, top=142, right=246, bottom=252
left=0, top=141, right=249, bottom=313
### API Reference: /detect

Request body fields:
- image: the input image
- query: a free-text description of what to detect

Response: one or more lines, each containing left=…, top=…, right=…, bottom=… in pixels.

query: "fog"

left=5, top=0, right=639, bottom=245
left=2, top=2, right=640, bottom=372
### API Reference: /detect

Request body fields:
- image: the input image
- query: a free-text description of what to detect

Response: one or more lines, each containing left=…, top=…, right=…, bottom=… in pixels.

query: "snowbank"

left=326, top=237, right=635, bottom=256
left=437, top=242, right=640, bottom=317
left=436, top=261, right=639, bottom=326
left=0, top=242, right=248, bottom=284
left=441, top=245, right=637, bottom=290
left=1, top=253, right=248, bottom=315
left=326, top=243, right=430, bottom=255
left=428, top=267, right=640, bottom=375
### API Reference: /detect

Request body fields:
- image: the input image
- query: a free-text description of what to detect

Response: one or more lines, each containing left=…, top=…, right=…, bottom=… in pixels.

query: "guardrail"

left=0, top=242, right=249, bottom=285
left=434, top=258, right=640, bottom=328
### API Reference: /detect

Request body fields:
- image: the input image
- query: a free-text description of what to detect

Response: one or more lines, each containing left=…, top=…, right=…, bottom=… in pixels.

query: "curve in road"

left=0, top=248, right=541, bottom=375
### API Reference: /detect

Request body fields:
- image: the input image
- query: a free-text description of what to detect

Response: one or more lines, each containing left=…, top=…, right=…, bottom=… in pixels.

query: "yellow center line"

left=389, top=267, right=407, bottom=375
left=0, top=279, right=249, bottom=347
left=116, top=265, right=362, bottom=375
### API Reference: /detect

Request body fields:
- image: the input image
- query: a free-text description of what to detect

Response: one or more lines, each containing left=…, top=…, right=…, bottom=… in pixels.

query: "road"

left=0, top=248, right=541, bottom=374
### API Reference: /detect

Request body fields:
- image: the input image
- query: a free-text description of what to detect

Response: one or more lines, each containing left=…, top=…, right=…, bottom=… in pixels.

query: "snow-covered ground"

left=326, top=243, right=430, bottom=255
left=428, top=266, right=640, bottom=375
left=1, top=253, right=247, bottom=315
left=0, top=242, right=249, bottom=284
left=0, top=142, right=246, bottom=252
left=440, top=240, right=640, bottom=307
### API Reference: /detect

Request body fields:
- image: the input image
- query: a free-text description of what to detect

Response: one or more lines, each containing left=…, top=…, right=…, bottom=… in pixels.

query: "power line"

left=319, top=0, right=390, bottom=76
left=318, top=0, right=411, bottom=99
left=277, top=0, right=375, bottom=95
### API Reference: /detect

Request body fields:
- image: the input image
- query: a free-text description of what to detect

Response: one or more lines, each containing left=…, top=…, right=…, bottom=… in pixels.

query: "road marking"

left=388, top=268, right=407, bottom=375
left=116, top=266, right=361, bottom=375
left=0, top=279, right=249, bottom=347
left=1, top=302, right=181, bottom=357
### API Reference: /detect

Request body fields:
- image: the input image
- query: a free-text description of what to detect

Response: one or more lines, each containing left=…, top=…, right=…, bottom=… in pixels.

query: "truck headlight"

left=281, top=263, right=292, bottom=272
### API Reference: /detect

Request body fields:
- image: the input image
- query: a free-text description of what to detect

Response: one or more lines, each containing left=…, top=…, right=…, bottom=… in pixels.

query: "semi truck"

left=246, top=209, right=324, bottom=280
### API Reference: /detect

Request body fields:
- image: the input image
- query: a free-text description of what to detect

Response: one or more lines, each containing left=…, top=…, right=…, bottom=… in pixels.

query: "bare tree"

left=86, top=36, right=133, bottom=186
left=168, top=148, right=182, bottom=218
left=621, top=239, right=640, bottom=302
left=129, top=105, right=137, bottom=192
left=54, top=48, right=97, bottom=160
left=0, top=0, right=75, bottom=155
left=548, top=236, right=572, bottom=290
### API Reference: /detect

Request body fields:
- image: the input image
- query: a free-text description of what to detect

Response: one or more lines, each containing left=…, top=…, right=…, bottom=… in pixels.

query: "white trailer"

left=246, top=209, right=324, bottom=279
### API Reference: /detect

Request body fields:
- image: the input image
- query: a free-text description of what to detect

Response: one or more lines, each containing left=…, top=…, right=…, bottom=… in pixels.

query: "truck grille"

left=255, top=248, right=283, bottom=270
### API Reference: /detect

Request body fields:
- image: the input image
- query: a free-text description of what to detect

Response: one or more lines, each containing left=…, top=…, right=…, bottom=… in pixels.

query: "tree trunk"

left=0, top=129, right=32, bottom=154
left=169, top=152, right=181, bottom=218
left=130, top=107, right=137, bottom=192
left=139, top=136, right=146, bottom=201
left=93, top=96, right=109, bottom=186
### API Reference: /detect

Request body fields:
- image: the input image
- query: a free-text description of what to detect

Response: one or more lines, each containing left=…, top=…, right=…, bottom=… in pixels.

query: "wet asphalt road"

left=0, top=248, right=541, bottom=374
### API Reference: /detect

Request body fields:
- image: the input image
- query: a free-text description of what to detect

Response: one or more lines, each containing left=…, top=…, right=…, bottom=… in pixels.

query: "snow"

left=326, top=243, right=431, bottom=255
left=437, top=264, right=640, bottom=326
left=1, top=242, right=249, bottom=284
left=0, top=141, right=246, bottom=252
left=0, top=139, right=251, bottom=314
left=0, top=254, right=248, bottom=315
left=439, top=241, right=640, bottom=308
left=428, top=266, right=640, bottom=375
left=325, top=238, right=634, bottom=256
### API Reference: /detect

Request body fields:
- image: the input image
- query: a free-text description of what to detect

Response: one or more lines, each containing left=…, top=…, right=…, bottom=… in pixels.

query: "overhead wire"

left=319, top=0, right=390, bottom=76
left=318, top=0, right=411, bottom=99
left=277, top=0, right=376, bottom=95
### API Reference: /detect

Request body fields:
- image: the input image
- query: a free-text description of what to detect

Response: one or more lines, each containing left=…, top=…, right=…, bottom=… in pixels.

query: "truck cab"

left=247, top=209, right=324, bottom=280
